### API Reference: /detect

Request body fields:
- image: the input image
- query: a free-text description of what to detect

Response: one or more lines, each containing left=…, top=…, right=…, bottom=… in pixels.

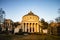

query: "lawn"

left=0, top=34, right=60, bottom=40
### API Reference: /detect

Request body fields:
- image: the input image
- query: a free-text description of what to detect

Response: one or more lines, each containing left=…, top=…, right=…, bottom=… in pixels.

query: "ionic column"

left=37, top=23, right=39, bottom=32
left=34, top=23, right=36, bottom=32
left=39, top=25, right=40, bottom=33
left=31, top=23, right=33, bottom=33
left=24, top=23, right=25, bottom=32
left=39, top=25, right=42, bottom=33
left=25, top=23, right=27, bottom=32
left=36, top=23, right=37, bottom=32
left=33, top=23, right=34, bottom=33
left=30, top=23, right=31, bottom=32
left=27, top=23, right=28, bottom=32
left=28, top=23, right=30, bottom=32
left=22, top=23, right=24, bottom=32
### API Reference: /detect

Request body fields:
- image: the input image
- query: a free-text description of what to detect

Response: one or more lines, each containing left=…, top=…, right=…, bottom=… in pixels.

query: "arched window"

left=30, top=17, right=31, bottom=19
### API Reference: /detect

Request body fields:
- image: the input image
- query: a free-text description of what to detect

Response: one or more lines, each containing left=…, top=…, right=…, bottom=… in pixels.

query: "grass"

left=0, top=34, right=60, bottom=40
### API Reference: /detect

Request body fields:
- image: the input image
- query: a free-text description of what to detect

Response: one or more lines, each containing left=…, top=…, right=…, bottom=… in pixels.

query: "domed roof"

left=24, top=11, right=39, bottom=17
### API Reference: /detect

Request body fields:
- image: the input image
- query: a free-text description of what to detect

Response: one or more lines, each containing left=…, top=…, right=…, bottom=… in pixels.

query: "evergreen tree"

left=41, top=18, right=48, bottom=29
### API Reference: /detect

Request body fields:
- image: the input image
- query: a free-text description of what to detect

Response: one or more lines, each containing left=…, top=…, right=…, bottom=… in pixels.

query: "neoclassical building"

left=20, top=11, right=42, bottom=33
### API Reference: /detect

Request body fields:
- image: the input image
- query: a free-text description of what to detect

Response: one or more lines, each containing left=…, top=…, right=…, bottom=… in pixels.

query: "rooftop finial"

left=30, top=11, right=32, bottom=13
left=28, top=11, right=34, bottom=15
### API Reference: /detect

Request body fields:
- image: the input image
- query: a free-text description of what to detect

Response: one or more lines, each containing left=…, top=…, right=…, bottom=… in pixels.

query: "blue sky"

left=0, top=0, right=60, bottom=22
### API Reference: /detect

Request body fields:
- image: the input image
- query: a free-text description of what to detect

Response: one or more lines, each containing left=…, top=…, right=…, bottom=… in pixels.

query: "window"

left=30, top=17, right=31, bottom=19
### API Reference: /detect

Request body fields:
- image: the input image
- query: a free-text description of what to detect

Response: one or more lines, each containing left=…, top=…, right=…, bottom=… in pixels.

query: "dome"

left=23, top=11, right=39, bottom=18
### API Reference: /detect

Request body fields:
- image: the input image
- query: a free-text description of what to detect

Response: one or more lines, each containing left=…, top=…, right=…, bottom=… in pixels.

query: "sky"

left=0, top=0, right=60, bottom=22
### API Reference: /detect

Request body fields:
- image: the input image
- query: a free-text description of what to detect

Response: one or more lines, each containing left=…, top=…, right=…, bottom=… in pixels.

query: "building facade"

left=20, top=11, right=42, bottom=33
left=48, top=22, right=60, bottom=35
left=3, top=19, right=13, bottom=31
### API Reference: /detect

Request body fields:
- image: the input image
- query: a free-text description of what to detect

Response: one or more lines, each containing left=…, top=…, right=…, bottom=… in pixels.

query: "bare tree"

left=55, top=8, right=60, bottom=22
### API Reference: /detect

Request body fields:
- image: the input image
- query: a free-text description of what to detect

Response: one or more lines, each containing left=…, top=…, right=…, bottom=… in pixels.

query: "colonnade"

left=22, top=23, right=40, bottom=33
